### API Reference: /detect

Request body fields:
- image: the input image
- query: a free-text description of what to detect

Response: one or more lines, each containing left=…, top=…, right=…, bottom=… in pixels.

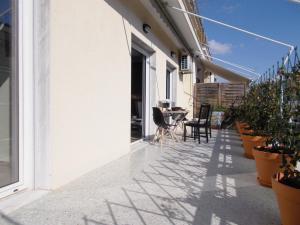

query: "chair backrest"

left=152, top=107, right=167, bottom=128
left=197, top=104, right=211, bottom=124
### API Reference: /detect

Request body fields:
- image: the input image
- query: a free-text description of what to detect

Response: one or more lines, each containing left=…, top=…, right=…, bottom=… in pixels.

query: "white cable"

left=225, top=67, right=258, bottom=79
left=0, top=8, right=11, bottom=18
left=204, top=54, right=260, bottom=75
left=168, top=5, right=294, bottom=49
left=289, top=0, right=300, bottom=4
left=197, top=51, right=261, bottom=76
left=254, top=46, right=295, bottom=83
left=199, top=42, right=256, bottom=72
left=167, top=4, right=296, bottom=83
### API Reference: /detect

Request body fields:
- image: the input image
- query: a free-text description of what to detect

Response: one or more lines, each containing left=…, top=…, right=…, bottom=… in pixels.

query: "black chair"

left=171, top=111, right=188, bottom=132
left=152, top=107, right=176, bottom=143
left=208, top=105, right=214, bottom=138
left=183, top=104, right=211, bottom=143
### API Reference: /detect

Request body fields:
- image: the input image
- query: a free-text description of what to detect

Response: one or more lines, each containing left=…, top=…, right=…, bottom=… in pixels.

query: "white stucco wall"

left=48, top=0, right=195, bottom=188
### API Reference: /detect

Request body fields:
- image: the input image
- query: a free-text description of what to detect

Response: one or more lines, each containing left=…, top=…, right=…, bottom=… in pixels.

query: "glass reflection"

left=0, top=0, right=18, bottom=188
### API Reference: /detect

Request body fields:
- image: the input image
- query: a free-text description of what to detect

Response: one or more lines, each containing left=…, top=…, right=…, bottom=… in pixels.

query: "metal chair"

left=208, top=105, right=214, bottom=138
left=183, top=104, right=211, bottom=143
left=171, top=111, right=188, bottom=133
left=152, top=107, right=177, bottom=143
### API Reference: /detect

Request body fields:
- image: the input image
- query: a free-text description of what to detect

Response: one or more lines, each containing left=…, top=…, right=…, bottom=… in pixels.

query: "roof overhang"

left=163, top=0, right=203, bottom=53
left=200, top=59, right=251, bottom=84
left=139, top=0, right=184, bottom=49
left=141, top=0, right=205, bottom=55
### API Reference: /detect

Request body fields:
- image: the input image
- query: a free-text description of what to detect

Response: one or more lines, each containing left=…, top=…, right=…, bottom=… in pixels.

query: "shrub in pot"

left=251, top=80, right=283, bottom=186
left=237, top=83, right=271, bottom=159
left=238, top=69, right=293, bottom=187
left=271, top=64, right=300, bottom=225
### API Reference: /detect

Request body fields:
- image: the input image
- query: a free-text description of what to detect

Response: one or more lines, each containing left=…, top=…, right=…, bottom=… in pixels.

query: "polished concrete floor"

left=0, top=130, right=280, bottom=225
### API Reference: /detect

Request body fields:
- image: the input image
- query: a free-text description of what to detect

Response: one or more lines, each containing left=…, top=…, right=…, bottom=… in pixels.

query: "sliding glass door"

left=131, top=48, right=146, bottom=142
left=0, top=0, right=19, bottom=189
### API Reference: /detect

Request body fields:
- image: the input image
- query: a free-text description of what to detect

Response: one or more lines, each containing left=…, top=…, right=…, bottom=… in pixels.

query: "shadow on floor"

left=0, top=212, right=22, bottom=225
left=85, top=130, right=280, bottom=225
left=0, top=130, right=280, bottom=225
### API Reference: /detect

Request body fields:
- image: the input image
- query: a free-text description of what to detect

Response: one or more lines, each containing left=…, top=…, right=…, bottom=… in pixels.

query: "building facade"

left=0, top=0, right=210, bottom=204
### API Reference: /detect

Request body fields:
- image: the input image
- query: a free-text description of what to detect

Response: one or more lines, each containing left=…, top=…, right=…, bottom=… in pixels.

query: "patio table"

left=162, top=110, right=189, bottom=139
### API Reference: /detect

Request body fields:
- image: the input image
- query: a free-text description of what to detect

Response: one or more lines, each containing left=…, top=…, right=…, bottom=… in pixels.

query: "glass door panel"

left=0, top=0, right=19, bottom=188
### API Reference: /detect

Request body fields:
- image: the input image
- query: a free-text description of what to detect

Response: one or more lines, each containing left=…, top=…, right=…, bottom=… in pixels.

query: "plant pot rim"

left=241, top=135, right=266, bottom=142
left=253, top=148, right=281, bottom=161
left=253, top=146, right=282, bottom=154
left=272, top=175, right=300, bottom=201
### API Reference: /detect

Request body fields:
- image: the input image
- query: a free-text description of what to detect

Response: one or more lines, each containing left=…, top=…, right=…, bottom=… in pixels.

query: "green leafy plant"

left=237, top=62, right=300, bottom=188
left=214, top=105, right=227, bottom=112
left=237, top=81, right=279, bottom=137
left=277, top=64, right=300, bottom=188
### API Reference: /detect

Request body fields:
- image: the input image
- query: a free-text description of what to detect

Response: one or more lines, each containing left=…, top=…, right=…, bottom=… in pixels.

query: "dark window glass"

left=166, top=70, right=171, bottom=99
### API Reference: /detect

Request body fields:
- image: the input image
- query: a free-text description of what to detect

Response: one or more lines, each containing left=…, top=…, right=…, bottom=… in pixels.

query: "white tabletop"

left=162, top=110, right=188, bottom=114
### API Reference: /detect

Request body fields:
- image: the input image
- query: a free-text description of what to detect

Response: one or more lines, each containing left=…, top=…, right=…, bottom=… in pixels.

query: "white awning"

left=201, top=59, right=251, bottom=84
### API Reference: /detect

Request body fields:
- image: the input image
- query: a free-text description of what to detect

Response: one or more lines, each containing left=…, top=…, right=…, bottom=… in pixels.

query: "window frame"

left=0, top=0, right=34, bottom=199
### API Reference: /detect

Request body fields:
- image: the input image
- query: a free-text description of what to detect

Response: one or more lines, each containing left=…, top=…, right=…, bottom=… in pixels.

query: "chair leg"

left=198, top=128, right=201, bottom=144
left=193, top=127, right=196, bottom=140
left=160, top=128, right=164, bottom=147
left=173, top=123, right=178, bottom=134
left=169, top=128, right=178, bottom=142
left=152, top=127, right=159, bottom=143
left=209, top=126, right=212, bottom=138
left=205, top=126, right=208, bottom=143
left=183, top=125, right=186, bottom=142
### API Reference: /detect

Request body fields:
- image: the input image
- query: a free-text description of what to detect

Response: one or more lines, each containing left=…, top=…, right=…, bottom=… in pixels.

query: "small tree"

left=278, top=64, right=300, bottom=188
left=237, top=81, right=279, bottom=137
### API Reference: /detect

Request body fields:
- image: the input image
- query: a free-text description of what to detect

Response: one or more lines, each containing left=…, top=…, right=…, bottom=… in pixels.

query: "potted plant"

left=244, top=78, right=283, bottom=186
left=237, top=84, right=268, bottom=159
left=271, top=64, right=300, bottom=225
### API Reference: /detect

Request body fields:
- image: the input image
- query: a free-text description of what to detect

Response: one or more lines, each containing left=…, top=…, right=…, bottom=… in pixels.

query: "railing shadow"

left=95, top=129, right=279, bottom=225
left=1, top=129, right=279, bottom=225
left=90, top=132, right=214, bottom=224
left=0, top=212, right=22, bottom=225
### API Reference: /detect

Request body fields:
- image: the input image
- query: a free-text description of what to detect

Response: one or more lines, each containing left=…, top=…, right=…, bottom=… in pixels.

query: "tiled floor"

left=0, top=130, right=280, bottom=225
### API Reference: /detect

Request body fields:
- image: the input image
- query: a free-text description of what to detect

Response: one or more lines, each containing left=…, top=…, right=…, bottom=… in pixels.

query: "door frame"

left=131, top=43, right=151, bottom=139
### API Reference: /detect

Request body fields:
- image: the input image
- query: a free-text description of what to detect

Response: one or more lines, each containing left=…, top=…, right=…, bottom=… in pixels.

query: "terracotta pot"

left=272, top=176, right=300, bottom=225
left=240, top=128, right=254, bottom=135
left=235, top=121, right=241, bottom=133
left=241, top=135, right=266, bottom=159
left=236, top=122, right=250, bottom=134
left=236, top=121, right=245, bottom=132
left=253, top=148, right=281, bottom=187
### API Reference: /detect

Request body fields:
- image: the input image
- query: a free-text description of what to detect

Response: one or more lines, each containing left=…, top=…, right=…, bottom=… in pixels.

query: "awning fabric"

left=201, top=59, right=251, bottom=84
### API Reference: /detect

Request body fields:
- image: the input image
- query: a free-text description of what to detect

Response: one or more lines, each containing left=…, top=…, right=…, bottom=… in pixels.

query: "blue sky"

left=197, top=0, right=300, bottom=81
left=0, top=0, right=11, bottom=24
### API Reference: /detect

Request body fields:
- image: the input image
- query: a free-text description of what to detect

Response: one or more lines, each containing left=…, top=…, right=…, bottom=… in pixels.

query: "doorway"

left=131, top=48, right=146, bottom=142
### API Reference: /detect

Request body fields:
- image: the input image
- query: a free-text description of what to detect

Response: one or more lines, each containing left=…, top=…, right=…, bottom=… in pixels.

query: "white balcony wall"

left=48, top=0, right=194, bottom=188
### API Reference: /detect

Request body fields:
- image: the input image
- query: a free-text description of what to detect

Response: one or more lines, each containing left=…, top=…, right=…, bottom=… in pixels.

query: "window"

left=0, top=0, right=19, bottom=189
left=166, top=69, right=171, bottom=100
